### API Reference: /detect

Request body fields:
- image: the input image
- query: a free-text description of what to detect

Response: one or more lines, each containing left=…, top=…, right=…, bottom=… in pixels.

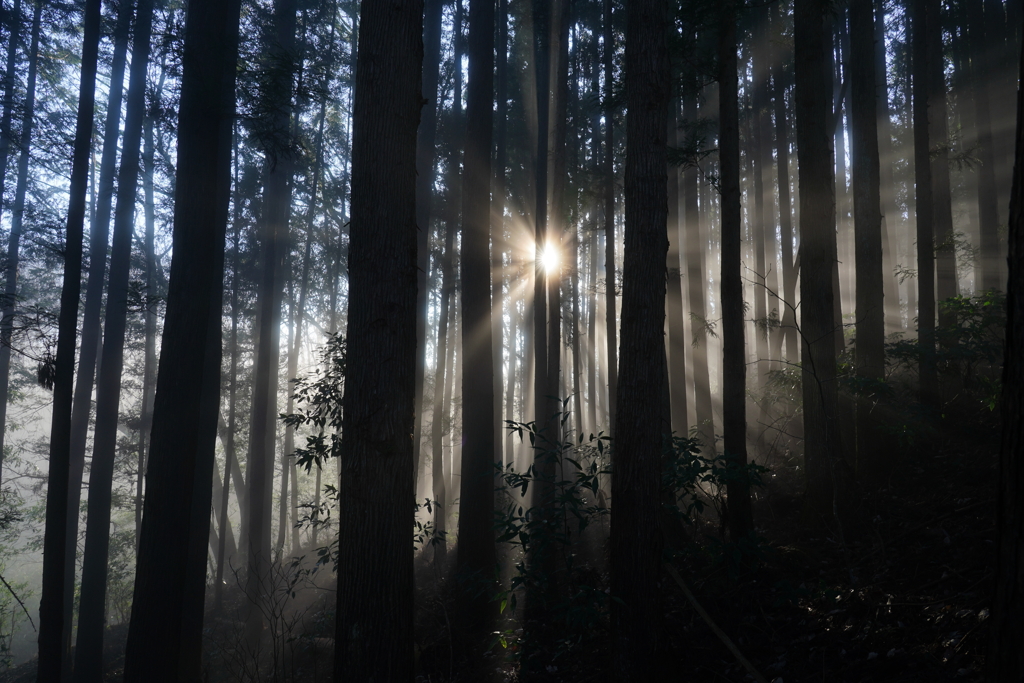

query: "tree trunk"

left=136, top=113, right=158, bottom=550
left=414, top=0, right=444, bottom=482
left=456, top=0, right=497, bottom=642
left=610, top=0, right=669, bottom=677
left=0, top=0, right=22, bottom=228
left=924, top=0, right=958, bottom=329
left=987, top=28, right=1024, bottom=678
left=603, top=0, right=618, bottom=435
left=74, top=1, right=155, bottom=675
left=771, top=1, right=799, bottom=364
left=875, top=0, right=903, bottom=333
left=683, top=94, right=715, bottom=450
left=849, top=0, right=885, bottom=479
left=719, top=1, right=753, bottom=540
left=121, top=0, right=241, bottom=677
left=795, top=0, right=848, bottom=523
left=912, top=0, right=939, bottom=404
left=666, top=101, right=688, bottom=437
left=35, top=0, right=99, bottom=679
left=246, top=0, right=297, bottom=641
left=333, top=1, right=421, bottom=678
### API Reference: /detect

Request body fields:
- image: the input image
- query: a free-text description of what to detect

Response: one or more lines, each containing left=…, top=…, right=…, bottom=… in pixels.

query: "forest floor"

left=451, top=401, right=999, bottom=683
left=0, top=401, right=1000, bottom=683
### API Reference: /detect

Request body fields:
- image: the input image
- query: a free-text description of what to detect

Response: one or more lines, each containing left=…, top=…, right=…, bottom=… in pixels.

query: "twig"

left=664, top=564, right=769, bottom=683
left=0, top=570, right=36, bottom=631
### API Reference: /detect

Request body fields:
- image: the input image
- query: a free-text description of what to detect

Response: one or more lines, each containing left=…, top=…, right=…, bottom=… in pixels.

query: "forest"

left=0, top=0, right=1022, bottom=680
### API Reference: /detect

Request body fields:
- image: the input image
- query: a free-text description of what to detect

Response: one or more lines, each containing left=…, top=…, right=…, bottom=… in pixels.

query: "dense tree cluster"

left=0, top=0, right=1020, bottom=680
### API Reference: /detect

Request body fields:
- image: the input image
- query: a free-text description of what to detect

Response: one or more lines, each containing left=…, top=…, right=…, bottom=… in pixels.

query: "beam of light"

left=540, top=242, right=560, bottom=274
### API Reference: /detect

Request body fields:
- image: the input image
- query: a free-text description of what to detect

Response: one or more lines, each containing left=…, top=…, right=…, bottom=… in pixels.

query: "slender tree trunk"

left=74, top=1, right=155, bottom=675
left=795, top=0, right=848, bottom=522
left=456, top=0, right=496, bottom=642
left=719, top=0, right=753, bottom=540
left=987, top=29, right=1024, bottom=678
left=924, top=0, right=957, bottom=328
left=136, top=114, right=158, bottom=550
left=770, top=3, right=798, bottom=363
left=246, top=0, right=297, bottom=640
left=875, top=0, right=903, bottom=333
left=683, top=93, right=714, bottom=450
left=0, top=0, right=41, bottom=489
left=333, top=1, right=421, bottom=677
left=35, top=0, right=98, bottom=679
left=0, top=0, right=23, bottom=225
left=603, top=0, right=617, bottom=435
left=414, top=0, right=444, bottom=481
left=493, top=0, right=510, bottom=470
left=121, top=0, right=241, bottom=676
left=850, top=0, right=886, bottom=478
left=610, top=0, right=669, bottom=677
left=912, top=0, right=939, bottom=404
left=666, top=101, right=688, bottom=437
left=431, top=221, right=454, bottom=571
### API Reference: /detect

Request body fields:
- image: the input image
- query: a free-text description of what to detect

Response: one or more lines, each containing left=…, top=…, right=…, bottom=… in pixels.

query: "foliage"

left=281, top=333, right=346, bottom=473
left=886, top=291, right=1005, bottom=407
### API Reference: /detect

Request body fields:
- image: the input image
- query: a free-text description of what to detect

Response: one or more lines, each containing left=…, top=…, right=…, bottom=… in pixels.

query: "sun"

left=540, top=242, right=560, bottom=274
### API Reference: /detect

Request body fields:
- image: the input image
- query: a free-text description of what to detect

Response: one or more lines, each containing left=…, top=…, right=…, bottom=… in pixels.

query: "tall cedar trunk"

left=587, top=36, right=600, bottom=436
left=754, top=14, right=780, bottom=379
left=74, top=1, right=155, bottom=675
left=216, top=219, right=243, bottom=608
left=532, top=0, right=550, bottom=443
left=548, top=0, right=570, bottom=436
left=246, top=0, right=297, bottom=639
left=494, top=0, right=509, bottom=465
left=610, top=0, right=669, bottom=678
left=771, top=1, right=798, bottom=363
left=924, top=0, right=958, bottom=329
left=121, top=0, right=240, bottom=676
left=431, top=220, right=454, bottom=569
left=965, top=0, right=1002, bottom=292
left=849, top=0, right=885, bottom=478
left=603, top=0, right=617, bottom=435
left=414, top=0, right=444, bottom=481
left=750, top=26, right=771, bottom=393
left=35, top=0, right=98, bottom=678
left=333, top=0, right=421, bottom=677
left=0, top=0, right=40, bottom=488
left=136, top=114, right=158, bottom=549
left=875, top=0, right=903, bottom=333
left=666, top=101, right=688, bottom=436
left=719, top=0, right=753, bottom=540
left=456, top=0, right=496, bottom=642
left=0, top=0, right=22, bottom=227
left=62, top=3, right=133, bottom=653
left=795, top=0, right=847, bottom=522
left=912, top=0, right=939, bottom=404
left=987, top=23, right=1024, bottom=678
left=682, top=99, right=714, bottom=451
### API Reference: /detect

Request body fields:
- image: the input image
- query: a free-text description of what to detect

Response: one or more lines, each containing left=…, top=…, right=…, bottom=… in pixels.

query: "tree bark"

left=34, top=0, right=98, bottom=679
left=121, top=0, right=241, bottom=676
left=666, top=101, right=688, bottom=437
left=987, top=24, right=1024, bottom=678
left=795, top=0, right=847, bottom=522
left=414, top=0, right=444, bottom=482
left=333, top=0, right=421, bottom=677
left=74, top=1, right=155, bottom=675
left=610, top=0, right=669, bottom=678
left=456, top=0, right=497, bottom=643
left=719, top=0, right=753, bottom=540
left=849, top=0, right=885, bottom=479
left=603, top=0, right=618, bottom=436
left=912, top=0, right=939, bottom=404
left=245, top=0, right=297, bottom=641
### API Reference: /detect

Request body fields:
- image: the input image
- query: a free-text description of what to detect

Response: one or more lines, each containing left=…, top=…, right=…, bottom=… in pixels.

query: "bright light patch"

left=540, top=242, right=559, bottom=274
